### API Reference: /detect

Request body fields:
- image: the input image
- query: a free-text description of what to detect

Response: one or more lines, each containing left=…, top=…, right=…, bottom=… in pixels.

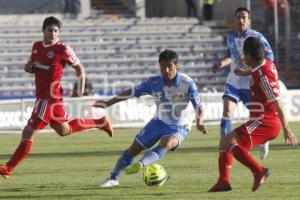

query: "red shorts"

left=27, top=98, right=68, bottom=130
left=235, top=116, right=281, bottom=151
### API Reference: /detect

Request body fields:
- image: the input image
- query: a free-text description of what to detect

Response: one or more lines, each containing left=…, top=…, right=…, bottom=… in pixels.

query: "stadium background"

left=0, top=1, right=300, bottom=200
left=0, top=0, right=299, bottom=130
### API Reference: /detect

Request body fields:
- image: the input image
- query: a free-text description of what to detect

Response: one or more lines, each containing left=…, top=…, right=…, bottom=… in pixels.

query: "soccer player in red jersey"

left=0, top=16, right=113, bottom=179
left=209, top=37, right=297, bottom=192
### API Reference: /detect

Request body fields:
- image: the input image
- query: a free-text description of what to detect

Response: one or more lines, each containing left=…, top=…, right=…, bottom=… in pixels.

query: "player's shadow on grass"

left=0, top=143, right=297, bottom=160
left=0, top=186, right=176, bottom=200
left=0, top=185, right=140, bottom=199
left=0, top=150, right=122, bottom=160
left=178, top=143, right=299, bottom=154
left=0, top=192, right=120, bottom=199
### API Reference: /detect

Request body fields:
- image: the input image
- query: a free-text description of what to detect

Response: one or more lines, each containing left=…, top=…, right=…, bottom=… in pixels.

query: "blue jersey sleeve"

left=188, top=81, right=202, bottom=109
left=258, top=34, right=274, bottom=62
left=225, top=49, right=231, bottom=57
left=226, top=35, right=232, bottom=57
left=133, top=79, right=152, bottom=97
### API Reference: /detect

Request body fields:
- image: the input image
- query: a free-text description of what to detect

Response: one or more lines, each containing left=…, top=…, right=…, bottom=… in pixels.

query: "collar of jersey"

left=251, top=59, right=266, bottom=72
left=43, top=39, right=59, bottom=48
left=236, top=28, right=251, bottom=38
left=160, top=73, right=180, bottom=87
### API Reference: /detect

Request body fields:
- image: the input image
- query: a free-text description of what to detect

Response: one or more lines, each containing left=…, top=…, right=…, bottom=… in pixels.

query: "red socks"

left=68, top=118, right=104, bottom=134
left=7, top=139, right=33, bottom=170
left=230, top=144, right=264, bottom=175
left=217, top=150, right=233, bottom=183
left=5, top=117, right=105, bottom=172
left=217, top=144, right=264, bottom=184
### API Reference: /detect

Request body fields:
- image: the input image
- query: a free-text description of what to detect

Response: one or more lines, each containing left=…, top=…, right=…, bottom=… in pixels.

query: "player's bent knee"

left=160, top=136, right=179, bottom=151
left=220, top=133, right=236, bottom=149
left=163, top=144, right=177, bottom=151
left=56, top=130, right=69, bottom=137
left=223, top=109, right=233, bottom=118
left=22, top=125, right=35, bottom=139
left=51, top=123, right=70, bottom=137
left=127, top=141, right=144, bottom=156
left=55, top=128, right=70, bottom=137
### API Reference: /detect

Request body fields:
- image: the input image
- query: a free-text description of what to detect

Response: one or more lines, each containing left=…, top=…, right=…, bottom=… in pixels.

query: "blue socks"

left=110, top=146, right=166, bottom=180
left=140, top=146, right=166, bottom=167
left=220, top=118, right=232, bottom=137
left=111, top=149, right=135, bottom=180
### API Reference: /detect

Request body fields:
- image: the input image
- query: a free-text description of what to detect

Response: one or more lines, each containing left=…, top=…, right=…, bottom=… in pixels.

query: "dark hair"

left=234, top=7, right=251, bottom=18
left=42, top=16, right=61, bottom=30
left=159, top=49, right=178, bottom=64
left=243, top=37, right=265, bottom=62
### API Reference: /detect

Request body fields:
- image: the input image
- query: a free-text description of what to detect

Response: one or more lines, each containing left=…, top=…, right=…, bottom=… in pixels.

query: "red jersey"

left=249, top=59, right=280, bottom=119
left=29, top=40, right=79, bottom=99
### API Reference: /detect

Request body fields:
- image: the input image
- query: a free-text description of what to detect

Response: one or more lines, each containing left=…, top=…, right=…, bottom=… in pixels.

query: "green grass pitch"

left=0, top=122, right=299, bottom=200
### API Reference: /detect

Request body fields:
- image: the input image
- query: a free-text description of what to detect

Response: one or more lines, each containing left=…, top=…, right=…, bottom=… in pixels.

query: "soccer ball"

left=143, top=163, right=167, bottom=187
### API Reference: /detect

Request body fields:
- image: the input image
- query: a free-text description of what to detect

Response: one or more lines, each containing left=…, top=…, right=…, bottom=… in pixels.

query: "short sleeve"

left=258, top=34, right=274, bottom=62
left=226, top=35, right=232, bottom=57
left=28, top=42, right=37, bottom=62
left=62, top=45, right=80, bottom=66
left=188, top=81, right=202, bottom=109
left=133, top=79, right=152, bottom=97
left=260, top=64, right=280, bottom=102
left=225, top=49, right=231, bottom=57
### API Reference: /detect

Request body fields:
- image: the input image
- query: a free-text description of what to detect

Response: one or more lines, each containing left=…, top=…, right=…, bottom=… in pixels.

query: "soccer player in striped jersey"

left=95, top=49, right=207, bottom=188
left=0, top=16, right=113, bottom=179
left=209, top=37, right=297, bottom=192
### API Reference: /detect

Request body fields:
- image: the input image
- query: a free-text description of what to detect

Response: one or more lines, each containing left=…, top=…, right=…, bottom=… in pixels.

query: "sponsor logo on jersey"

left=47, top=50, right=55, bottom=58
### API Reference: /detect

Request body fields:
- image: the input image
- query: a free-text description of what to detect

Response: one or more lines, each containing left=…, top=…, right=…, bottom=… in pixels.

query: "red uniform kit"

left=28, top=40, right=79, bottom=129
left=235, top=59, right=281, bottom=150
left=0, top=17, right=114, bottom=180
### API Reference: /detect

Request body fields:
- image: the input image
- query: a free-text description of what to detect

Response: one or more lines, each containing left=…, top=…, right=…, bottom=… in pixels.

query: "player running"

left=0, top=16, right=113, bottom=179
left=94, top=49, right=207, bottom=188
left=208, top=37, right=297, bottom=192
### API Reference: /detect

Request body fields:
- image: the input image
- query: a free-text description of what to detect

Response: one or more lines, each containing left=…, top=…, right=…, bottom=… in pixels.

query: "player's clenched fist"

left=24, top=62, right=34, bottom=73
left=196, top=123, right=207, bottom=134
left=211, top=62, right=221, bottom=73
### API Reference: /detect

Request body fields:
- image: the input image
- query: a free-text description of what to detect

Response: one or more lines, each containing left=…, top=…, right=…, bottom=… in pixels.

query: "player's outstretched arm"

left=212, top=57, right=231, bottom=73
left=274, top=99, right=298, bottom=146
left=72, top=63, right=86, bottom=96
left=195, top=107, right=207, bottom=134
left=94, top=89, right=133, bottom=108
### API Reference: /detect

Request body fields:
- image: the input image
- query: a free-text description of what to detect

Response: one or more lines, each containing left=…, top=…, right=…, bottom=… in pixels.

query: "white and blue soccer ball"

left=143, top=163, right=167, bottom=187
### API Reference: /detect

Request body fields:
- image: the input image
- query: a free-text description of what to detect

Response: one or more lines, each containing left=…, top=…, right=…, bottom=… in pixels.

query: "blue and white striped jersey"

left=226, top=29, right=274, bottom=89
left=133, top=72, right=202, bottom=129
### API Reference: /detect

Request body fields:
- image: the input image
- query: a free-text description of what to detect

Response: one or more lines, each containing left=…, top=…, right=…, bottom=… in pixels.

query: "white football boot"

left=259, top=141, right=270, bottom=160
left=99, top=178, right=119, bottom=188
